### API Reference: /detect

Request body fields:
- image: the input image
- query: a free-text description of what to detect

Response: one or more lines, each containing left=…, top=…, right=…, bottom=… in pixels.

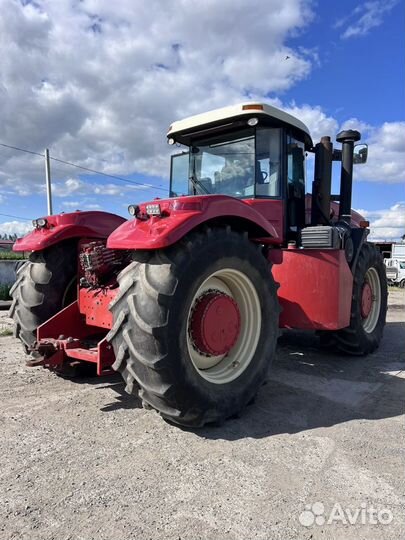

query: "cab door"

left=170, top=152, right=189, bottom=197
left=286, top=134, right=306, bottom=239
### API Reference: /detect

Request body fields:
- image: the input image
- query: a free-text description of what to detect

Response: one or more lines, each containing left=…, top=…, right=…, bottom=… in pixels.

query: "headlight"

left=37, top=218, right=48, bottom=228
left=33, top=218, right=48, bottom=228
left=128, top=204, right=140, bottom=217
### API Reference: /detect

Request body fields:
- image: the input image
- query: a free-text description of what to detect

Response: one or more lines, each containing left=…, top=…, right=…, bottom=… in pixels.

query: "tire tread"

left=109, top=228, right=279, bottom=427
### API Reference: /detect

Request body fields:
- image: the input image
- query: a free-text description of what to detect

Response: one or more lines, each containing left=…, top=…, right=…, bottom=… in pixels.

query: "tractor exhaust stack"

left=311, top=136, right=333, bottom=225
left=336, top=130, right=361, bottom=223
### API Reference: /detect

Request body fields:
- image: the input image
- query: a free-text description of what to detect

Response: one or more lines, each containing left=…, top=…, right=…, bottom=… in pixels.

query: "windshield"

left=169, top=128, right=283, bottom=198
left=190, top=134, right=255, bottom=198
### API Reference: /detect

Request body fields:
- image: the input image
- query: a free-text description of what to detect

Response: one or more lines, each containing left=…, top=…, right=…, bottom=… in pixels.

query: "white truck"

left=385, top=258, right=405, bottom=288
left=392, top=243, right=405, bottom=260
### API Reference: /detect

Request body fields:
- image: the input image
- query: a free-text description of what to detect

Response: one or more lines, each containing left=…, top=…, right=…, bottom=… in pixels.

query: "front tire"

left=327, top=242, right=387, bottom=355
left=108, top=228, right=280, bottom=427
left=9, top=241, right=77, bottom=351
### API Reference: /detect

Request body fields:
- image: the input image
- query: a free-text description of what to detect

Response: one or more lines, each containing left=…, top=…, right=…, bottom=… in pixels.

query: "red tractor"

left=10, top=103, right=387, bottom=427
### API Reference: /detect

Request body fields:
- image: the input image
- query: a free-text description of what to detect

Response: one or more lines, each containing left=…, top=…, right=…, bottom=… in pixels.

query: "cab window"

left=287, top=136, right=306, bottom=193
left=190, top=133, right=255, bottom=198
left=170, top=152, right=189, bottom=196
left=286, top=135, right=306, bottom=232
left=255, top=128, right=281, bottom=197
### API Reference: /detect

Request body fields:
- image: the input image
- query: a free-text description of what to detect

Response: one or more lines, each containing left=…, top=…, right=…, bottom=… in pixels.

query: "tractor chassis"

left=26, top=246, right=356, bottom=377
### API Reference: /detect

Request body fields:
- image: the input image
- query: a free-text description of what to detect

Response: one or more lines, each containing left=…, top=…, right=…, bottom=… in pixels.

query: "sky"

left=0, top=0, right=404, bottom=241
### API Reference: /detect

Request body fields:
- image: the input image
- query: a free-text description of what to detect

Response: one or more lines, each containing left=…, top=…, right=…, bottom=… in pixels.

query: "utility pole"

left=44, top=148, right=53, bottom=215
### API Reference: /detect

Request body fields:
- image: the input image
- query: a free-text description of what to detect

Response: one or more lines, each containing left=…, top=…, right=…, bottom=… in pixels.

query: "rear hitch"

left=27, top=334, right=115, bottom=377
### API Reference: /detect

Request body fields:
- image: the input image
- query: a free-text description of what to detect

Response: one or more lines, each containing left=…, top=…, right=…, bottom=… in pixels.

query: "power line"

left=0, top=212, right=32, bottom=221
left=0, top=142, right=168, bottom=192
left=49, top=155, right=168, bottom=192
left=0, top=142, right=43, bottom=158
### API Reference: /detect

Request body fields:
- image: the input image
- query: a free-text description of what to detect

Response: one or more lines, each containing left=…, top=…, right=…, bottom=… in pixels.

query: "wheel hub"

left=361, top=281, right=373, bottom=318
left=190, top=291, right=241, bottom=356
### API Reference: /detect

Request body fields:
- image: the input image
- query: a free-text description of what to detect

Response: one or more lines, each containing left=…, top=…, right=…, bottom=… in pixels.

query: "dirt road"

left=1, top=289, right=404, bottom=540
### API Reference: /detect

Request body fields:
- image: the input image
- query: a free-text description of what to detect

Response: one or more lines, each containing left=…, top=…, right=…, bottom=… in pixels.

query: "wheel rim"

left=361, top=267, right=381, bottom=333
left=187, top=268, right=262, bottom=384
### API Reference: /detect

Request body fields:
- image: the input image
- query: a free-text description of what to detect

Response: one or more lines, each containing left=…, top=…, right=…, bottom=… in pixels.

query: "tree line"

left=0, top=233, right=18, bottom=241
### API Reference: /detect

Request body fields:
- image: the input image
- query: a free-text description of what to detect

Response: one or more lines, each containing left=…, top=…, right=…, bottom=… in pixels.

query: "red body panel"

left=13, top=211, right=125, bottom=252
left=37, top=301, right=101, bottom=340
left=243, top=198, right=284, bottom=239
left=79, top=287, right=115, bottom=329
left=107, top=195, right=282, bottom=250
left=271, top=249, right=353, bottom=330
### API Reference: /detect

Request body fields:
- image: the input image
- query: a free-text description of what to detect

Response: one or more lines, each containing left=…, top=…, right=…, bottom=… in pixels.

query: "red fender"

left=107, top=195, right=280, bottom=250
left=13, top=211, right=126, bottom=252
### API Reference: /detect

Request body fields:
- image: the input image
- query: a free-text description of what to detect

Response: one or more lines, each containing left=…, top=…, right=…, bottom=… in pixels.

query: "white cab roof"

left=168, top=102, right=312, bottom=146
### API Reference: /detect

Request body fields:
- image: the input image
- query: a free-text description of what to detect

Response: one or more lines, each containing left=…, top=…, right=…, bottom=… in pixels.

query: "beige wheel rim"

left=186, top=268, right=262, bottom=385
left=361, top=267, right=381, bottom=334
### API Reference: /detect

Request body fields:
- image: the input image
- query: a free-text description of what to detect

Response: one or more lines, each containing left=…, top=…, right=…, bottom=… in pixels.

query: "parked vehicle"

left=385, top=258, right=405, bottom=287
left=10, top=103, right=387, bottom=427
left=392, top=243, right=405, bottom=261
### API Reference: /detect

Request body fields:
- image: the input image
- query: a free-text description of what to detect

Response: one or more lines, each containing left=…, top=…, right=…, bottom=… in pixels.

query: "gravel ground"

left=0, top=289, right=404, bottom=540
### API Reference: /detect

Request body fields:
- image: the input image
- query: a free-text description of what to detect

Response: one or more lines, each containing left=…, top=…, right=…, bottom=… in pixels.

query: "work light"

left=145, top=203, right=161, bottom=216
left=247, top=117, right=259, bottom=127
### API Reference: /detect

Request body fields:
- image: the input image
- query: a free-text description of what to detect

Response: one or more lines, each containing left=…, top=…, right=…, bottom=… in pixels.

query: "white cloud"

left=51, top=177, right=151, bottom=198
left=0, top=0, right=315, bottom=194
left=85, top=203, right=102, bottom=210
left=0, top=0, right=402, bottom=222
left=355, top=202, right=405, bottom=241
left=347, top=121, right=405, bottom=183
left=61, top=200, right=101, bottom=210
left=61, top=201, right=81, bottom=208
left=0, top=220, right=32, bottom=237
left=282, top=101, right=338, bottom=141
left=270, top=105, right=404, bottom=185
left=336, top=0, right=399, bottom=39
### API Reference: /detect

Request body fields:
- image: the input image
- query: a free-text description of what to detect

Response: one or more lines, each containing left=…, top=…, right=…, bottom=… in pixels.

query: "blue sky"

left=283, top=0, right=404, bottom=215
left=286, top=1, right=404, bottom=124
left=0, top=0, right=404, bottom=239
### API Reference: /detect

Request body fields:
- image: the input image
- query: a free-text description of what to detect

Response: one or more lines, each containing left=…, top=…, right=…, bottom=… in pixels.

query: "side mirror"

left=353, top=143, right=368, bottom=164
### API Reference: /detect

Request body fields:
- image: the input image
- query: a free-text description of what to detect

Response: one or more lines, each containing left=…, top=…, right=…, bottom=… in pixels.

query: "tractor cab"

left=168, top=103, right=313, bottom=239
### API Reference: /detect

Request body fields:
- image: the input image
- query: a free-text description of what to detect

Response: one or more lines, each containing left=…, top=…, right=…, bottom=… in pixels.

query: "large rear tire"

left=108, top=227, right=280, bottom=427
left=9, top=241, right=77, bottom=351
left=325, top=242, right=387, bottom=355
